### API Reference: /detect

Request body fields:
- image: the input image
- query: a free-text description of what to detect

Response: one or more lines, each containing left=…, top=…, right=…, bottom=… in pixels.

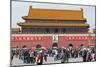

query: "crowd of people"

left=11, top=44, right=96, bottom=65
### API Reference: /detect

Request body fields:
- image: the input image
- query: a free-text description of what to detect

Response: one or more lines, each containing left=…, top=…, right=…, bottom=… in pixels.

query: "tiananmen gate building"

left=11, top=6, right=96, bottom=48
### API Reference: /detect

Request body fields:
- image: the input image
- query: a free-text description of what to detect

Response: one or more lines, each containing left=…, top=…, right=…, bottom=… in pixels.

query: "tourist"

left=36, top=50, right=43, bottom=65
left=61, top=47, right=66, bottom=63
left=29, top=50, right=34, bottom=63
left=54, top=49, right=58, bottom=61
left=23, top=49, right=29, bottom=63
left=11, top=49, right=15, bottom=62
left=44, top=51, right=48, bottom=62
left=66, top=47, right=70, bottom=62
left=82, top=48, right=87, bottom=62
left=86, top=48, right=92, bottom=62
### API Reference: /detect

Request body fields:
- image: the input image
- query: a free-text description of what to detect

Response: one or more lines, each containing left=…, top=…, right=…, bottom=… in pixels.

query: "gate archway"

left=52, top=42, right=58, bottom=47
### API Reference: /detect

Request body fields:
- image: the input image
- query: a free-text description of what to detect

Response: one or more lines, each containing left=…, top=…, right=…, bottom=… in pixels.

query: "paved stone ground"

left=11, top=56, right=83, bottom=66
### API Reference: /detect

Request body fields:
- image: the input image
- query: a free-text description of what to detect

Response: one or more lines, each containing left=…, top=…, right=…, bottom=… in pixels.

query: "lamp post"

left=88, top=32, right=91, bottom=46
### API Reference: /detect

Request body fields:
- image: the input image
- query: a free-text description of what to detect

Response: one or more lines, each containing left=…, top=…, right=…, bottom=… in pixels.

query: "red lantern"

left=19, top=37, right=22, bottom=40
left=72, top=36, right=75, bottom=40
left=15, top=37, right=18, bottom=41
left=85, top=36, right=88, bottom=40
left=22, top=37, right=26, bottom=40
left=30, top=37, right=33, bottom=40
left=27, top=37, right=30, bottom=40
left=38, top=37, right=41, bottom=40
left=69, top=36, right=71, bottom=40
left=35, top=37, right=37, bottom=40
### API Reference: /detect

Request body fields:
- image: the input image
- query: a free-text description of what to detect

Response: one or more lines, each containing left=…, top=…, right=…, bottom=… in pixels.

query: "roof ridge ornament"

left=80, top=8, right=83, bottom=18
left=29, top=6, right=32, bottom=9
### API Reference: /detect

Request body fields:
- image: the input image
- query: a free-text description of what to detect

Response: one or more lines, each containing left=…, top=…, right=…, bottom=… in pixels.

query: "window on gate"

left=54, top=28, right=58, bottom=33
left=62, top=28, right=66, bottom=33
left=46, top=28, right=50, bottom=33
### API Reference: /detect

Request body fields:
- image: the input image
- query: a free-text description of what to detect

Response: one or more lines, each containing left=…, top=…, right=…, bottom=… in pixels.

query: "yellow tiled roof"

left=17, top=22, right=89, bottom=27
left=11, top=28, right=20, bottom=32
left=22, top=6, right=86, bottom=20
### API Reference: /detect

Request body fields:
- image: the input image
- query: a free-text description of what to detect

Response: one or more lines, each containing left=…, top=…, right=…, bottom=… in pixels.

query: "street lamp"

left=88, top=32, right=91, bottom=46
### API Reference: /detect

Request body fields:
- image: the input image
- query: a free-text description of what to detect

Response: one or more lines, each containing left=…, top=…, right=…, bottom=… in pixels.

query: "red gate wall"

left=11, top=35, right=96, bottom=48
left=58, top=36, right=96, bottom=48
left=11, top=36, right=52, bottom=48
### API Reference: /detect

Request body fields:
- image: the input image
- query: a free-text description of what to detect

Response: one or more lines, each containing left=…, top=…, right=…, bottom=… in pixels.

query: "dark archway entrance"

left=36, top=44, right=42, bottom=48
left=52, top=42, right=58, bottom=47
left=68, top=43, right=73, bottom=47
left=22, top=45, right=27, bottom=48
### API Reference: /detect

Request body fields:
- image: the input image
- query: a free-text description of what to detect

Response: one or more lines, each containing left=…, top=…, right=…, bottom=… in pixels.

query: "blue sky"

left=11, top=1, right=96, bottom=32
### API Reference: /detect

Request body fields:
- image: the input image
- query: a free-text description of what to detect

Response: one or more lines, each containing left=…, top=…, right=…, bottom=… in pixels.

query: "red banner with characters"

left=12, top=36, right=96, bottom=41
left=63, top=36, right=95, bottom=40
left=12, top=36, right=44, bottom=41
